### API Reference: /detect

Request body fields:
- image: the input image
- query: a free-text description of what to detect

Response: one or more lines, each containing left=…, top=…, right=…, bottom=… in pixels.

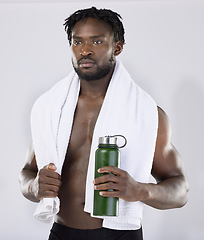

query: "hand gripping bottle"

left=93, top=135, right=127, bottom=216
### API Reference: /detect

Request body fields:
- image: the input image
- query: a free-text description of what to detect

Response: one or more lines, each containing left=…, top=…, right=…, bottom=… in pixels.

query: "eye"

left=93, top=40, right=102, bottom=45
left=73, top=40, right=82, bottom=46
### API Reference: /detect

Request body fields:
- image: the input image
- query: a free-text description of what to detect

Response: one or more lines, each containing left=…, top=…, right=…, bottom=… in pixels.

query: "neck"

left=79, top=65, right=115, bottom=98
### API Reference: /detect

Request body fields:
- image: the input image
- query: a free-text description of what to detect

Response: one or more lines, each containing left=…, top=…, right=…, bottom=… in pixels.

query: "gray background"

left=0, top=0, right=203, bottom=239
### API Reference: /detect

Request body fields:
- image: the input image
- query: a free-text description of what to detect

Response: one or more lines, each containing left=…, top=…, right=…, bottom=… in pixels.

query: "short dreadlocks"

left=64, top=7, right=125, bottom=46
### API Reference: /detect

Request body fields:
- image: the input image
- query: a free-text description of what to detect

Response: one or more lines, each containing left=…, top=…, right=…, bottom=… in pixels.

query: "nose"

left=80, top=43, right=93, bottom=56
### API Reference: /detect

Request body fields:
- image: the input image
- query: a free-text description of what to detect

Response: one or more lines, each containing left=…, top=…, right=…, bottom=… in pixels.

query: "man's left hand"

left=93, top=166, right=149, bottom=202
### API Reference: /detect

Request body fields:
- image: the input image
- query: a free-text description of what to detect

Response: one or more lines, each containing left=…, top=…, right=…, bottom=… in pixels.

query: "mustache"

left=77, top=56, right=96, bottom=65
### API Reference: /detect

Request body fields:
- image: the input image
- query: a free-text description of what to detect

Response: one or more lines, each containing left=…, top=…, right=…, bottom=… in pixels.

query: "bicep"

left=22, top=143, right=38, bottom=173
left=152, top=107, right=185, bottom=182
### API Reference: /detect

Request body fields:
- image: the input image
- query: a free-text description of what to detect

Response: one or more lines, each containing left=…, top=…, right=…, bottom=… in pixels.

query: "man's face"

left=71, top=18, right=118, bottom=81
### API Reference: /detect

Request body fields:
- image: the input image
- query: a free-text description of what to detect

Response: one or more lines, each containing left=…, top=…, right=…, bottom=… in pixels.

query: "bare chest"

left=59, top=96, right=104, bottom=197
left=69, top=97, right=103, bottom=149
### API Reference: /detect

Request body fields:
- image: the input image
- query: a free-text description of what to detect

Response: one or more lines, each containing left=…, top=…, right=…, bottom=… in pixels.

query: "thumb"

left=44, top=163, right=57, bottom=171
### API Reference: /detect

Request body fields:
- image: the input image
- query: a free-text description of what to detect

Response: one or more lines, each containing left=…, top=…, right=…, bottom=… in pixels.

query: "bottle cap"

left=98, top=135, right=127, bottom=148
left=99, top=136, right=117, bottom=145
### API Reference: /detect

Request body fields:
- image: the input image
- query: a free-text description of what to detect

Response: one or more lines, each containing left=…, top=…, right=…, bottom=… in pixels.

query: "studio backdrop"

left=0, top=0, right=203, bottom=239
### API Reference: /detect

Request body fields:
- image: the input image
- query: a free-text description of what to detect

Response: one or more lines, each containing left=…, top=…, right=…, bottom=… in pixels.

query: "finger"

left=93, top=174, right=118, bottom=185
left=42, top=190, right=59, bottom=199
left=43, top=177, right=62, bottom=187
left=43, top=184, right=61, bottom=193
left=98, top=166, right=124, bottom=176
left=38, top=183, right=60, bottom=198
left=40, top=168, right=61, bottom=180
left=44, top=163, right=57, bottom=171
left=94, top=182, right=119, bottom=191
left=38, top=173, right=61, bottom=190
left=99, top=190, right=120, bottom=198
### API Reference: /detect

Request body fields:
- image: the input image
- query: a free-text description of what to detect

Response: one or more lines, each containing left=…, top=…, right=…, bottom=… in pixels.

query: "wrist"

left=137, top=182, right=153, bottom=202
left=140, top=182, right=158, bottom=205
left=29, top=178, right=40, bottom=202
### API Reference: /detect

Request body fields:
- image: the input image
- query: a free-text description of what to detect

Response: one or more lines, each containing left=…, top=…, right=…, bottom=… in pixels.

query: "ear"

left=114, top=41, right=123, bottom=56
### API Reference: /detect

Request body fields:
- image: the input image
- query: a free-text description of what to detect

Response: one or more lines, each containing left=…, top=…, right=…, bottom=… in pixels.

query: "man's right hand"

left=32, top=163, right=62, bottom=200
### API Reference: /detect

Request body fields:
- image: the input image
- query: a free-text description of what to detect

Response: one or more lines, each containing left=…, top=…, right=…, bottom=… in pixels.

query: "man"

left=19, top=7, right=189, bottom=240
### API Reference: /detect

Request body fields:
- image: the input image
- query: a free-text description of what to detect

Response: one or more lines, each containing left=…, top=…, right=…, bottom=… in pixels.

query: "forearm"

left=19, top=169, right=40, bottom=203
left=141, top=175, right=189, bottom=209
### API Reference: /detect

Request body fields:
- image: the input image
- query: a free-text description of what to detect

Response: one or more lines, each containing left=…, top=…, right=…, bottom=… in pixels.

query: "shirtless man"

left=19, top=7, right=189, bottom=240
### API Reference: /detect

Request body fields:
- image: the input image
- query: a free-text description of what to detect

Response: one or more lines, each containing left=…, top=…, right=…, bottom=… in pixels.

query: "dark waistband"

left=52, top=222, right=105, bottom=233
left=50, top=222, right=143, bottom=240
left=52, top=222, right=142, bottom=233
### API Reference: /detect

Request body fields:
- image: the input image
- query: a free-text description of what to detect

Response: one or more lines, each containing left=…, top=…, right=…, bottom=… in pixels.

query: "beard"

left=72, top=54, right=115, bottom=81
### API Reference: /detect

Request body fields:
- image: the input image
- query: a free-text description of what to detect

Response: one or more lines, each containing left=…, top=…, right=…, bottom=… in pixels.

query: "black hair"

left=64, top=7, right=125, bottom=46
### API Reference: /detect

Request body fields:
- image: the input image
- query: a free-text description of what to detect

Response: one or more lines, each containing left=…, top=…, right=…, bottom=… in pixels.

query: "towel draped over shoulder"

left=31, top=60, right=158, bottom=230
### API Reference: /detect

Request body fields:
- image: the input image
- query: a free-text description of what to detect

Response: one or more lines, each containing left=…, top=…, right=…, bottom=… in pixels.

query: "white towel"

left=31, top=60, right=158, bottom=229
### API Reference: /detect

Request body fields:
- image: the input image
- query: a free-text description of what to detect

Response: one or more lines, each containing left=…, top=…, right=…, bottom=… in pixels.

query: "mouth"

left=78, top=58, right=95, bottom=68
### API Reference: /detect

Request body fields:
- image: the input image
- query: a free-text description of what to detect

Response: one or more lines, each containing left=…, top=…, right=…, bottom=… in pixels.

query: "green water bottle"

left=93, top=135, right=127, bottom=216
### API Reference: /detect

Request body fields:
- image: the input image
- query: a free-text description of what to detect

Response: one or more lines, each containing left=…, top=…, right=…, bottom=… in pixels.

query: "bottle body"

left=93, top=144, right=119, bottom=216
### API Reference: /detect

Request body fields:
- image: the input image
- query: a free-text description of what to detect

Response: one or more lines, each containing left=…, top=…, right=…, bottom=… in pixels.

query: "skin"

left=19, top=18, right=189, bottom=230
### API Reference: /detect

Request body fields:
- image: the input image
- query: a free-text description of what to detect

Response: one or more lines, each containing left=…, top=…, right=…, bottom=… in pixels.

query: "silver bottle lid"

left=98, top=135, right=127, bottom=148
left=99, top=136, right=118, bottom=145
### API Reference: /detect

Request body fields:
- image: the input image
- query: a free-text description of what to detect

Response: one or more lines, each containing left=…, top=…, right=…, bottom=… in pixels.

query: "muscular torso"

left=56, top=95, right=104, bottom=229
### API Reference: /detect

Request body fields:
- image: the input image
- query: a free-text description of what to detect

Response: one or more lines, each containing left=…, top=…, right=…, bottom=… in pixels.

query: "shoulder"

left=152, top=106, right=186, bottom=181
left=135, top=86, right=158, bottom=123
left=157, top=106, right=169, bottom=124
left=156, top=106, right=171, bottom=146
left=31, top=73, right=75, bottom=116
